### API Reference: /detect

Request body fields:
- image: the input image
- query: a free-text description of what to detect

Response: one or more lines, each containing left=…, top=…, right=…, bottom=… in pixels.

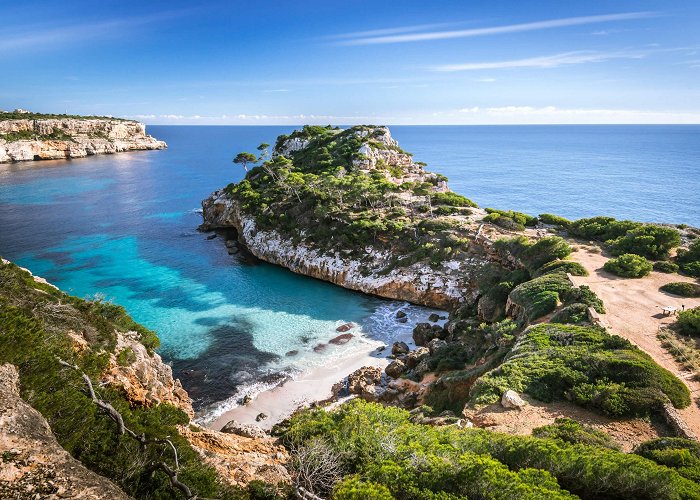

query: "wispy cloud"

left=263, top=89, right=290, bottom=93
left=335, top=12, right=660, bottom=45
left=432, top=50, right=647, bottom=72
left=325, top=21, right=461, bottom=40
left=0, top=9, right=190, bottom=52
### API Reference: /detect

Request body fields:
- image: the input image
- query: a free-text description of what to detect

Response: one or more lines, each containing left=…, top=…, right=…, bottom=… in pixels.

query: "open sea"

left=1, top=125, right=698, bottom=418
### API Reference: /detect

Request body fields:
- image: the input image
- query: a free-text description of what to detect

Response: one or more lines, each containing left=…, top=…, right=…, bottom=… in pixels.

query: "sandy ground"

left=466, top=394, right=670, bottom=452
left=570, top=245, right=700, bottom=437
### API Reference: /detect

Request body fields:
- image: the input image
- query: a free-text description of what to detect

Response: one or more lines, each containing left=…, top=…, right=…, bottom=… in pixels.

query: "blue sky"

left=2, top=0, right=699, bottom=124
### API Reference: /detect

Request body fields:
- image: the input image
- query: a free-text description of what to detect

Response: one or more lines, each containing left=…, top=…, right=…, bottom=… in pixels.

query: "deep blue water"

left=1, top=125, right=698, bottom=415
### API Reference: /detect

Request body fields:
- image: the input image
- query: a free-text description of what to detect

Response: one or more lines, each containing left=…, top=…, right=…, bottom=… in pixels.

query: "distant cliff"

left=0, top=114, right=166, bottom=163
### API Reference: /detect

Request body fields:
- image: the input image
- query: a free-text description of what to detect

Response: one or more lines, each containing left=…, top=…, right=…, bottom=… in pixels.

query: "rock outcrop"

left=0, top=118, right=166, bottom=163
left=0, top=364, right=129, bottom=499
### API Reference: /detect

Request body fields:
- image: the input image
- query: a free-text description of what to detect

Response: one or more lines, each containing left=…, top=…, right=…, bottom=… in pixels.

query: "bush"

left=535, top=259, right=588, bottom=277
left=550, top=303, right=589, bottom=324
left=470, top=323, right=690, bottom=417
left=484, top=208, right=537, bottom=230
left=431, top=191, right=477, bottom=207
left=568, top=216, right=640, bottom=241
left=604, top=254, right=653, bottom=278
left=677, top=240, right=700, bottom=277
left=661, top=282, right=700, bottom=298
left=636, top=438, right=700, bottom=483
left=508, top=273, right=573, bottom=322
left=332, top=476, right=393, bottom=499
left=654, top=261, right=679, bottom=273
left=539, top=213, right=571, bottom=227
left=563, top=285, right=605, bottom=313
left=533, top=418, right=620, bottom=449
left=522, top=237, right=572, bottom=271
left=281, top=399, right=700, bottom=499
left=676, top=307, right=700, bottom=336
left=609, top=225, right=681, bottom=260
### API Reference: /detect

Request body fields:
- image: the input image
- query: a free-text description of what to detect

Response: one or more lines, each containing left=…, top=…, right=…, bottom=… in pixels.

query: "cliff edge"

left=0, top=112, right=166, bottom=163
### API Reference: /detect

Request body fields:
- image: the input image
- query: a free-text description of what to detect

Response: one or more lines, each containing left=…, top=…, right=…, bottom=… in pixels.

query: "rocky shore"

left=0, top=117, right=166, bottom=163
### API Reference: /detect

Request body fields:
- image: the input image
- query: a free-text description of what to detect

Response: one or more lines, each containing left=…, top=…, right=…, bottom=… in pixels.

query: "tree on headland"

left=233, top=152, right=258, bottom=173
left=257, top=143, right=270, bottom=162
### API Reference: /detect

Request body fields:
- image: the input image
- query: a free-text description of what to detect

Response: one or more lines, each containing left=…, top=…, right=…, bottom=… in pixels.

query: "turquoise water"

left=1, top=125, right=699, bottom=414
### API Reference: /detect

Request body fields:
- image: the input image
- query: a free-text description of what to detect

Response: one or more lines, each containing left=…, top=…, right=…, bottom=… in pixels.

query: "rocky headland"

left=0, top=112, right=166, bottom=163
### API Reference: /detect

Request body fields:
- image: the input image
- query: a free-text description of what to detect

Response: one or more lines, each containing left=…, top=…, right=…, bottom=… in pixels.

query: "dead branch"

left=56, top=357, right=202, bottom=499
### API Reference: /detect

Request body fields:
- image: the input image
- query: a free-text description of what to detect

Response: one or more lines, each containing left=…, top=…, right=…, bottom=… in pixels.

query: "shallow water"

left=1, top=124, right=698, bottom=417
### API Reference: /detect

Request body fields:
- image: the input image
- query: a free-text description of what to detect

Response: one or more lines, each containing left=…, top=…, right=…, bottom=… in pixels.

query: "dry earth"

left=569, top=244, right=700, bottom=437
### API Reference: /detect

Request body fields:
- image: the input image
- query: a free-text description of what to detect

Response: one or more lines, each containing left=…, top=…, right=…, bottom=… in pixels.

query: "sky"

left=1, top=0, right=699, bottom=125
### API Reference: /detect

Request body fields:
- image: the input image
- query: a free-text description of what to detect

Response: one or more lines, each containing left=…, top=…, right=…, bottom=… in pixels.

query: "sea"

left=1, top=124, right=698, bottom=419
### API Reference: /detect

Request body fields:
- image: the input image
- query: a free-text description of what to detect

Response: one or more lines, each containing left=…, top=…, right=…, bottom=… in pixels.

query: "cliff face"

left=0, top=118, right=166, bottom=163
left=0, top=364, right=130, bottom=499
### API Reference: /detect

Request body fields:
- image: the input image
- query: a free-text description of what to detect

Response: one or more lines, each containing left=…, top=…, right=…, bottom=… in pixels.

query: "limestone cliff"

left=0, top=117, right=165, bottom=163
left=201, top=125, right=517, bottom=311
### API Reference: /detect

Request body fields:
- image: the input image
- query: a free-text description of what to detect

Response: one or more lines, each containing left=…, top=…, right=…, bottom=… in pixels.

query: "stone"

left=225, top=240, right=236, bottom=248
left=428, top=313, right=440, bottom=322
left=385, top=359, right=406, bottom=378
left=428, top=338, right=448, bottom=355
left=206, top=234, right=217, bottom=240
left=396, top=310, right=407, bottom=319
left=255, top=412, right=268, bottom=422
left=391, top=341, right=410, bottom=355
left=313, top=343, right=327, bottom=353
left=404, top=347, right=429, bottom=369
left=413, top=323, right=436, bottom=346
left=501, top=390, right=527, bottom=409
left=336, top=322, right=355, bottom=332
left=329, top=333, right=354, bottom=345
left=375, top=345, right=386, bottom=353
left=285, top=350, right=298, bottom=357
left=220, top=420, right=267, bottom=439
left=347, top=366, right=383, bottom=396
left=397, top=316, right=408, bottom=323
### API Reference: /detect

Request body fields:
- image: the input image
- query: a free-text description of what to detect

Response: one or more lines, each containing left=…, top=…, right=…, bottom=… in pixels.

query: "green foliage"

left=533, top=418, right=620, bottom=450
left=470, top=323, right=690, bottom=417
left=332, top=476, right=393, bottom=499
left=676, top=307, right=700, bottom=337
left=539, top=213, right=571, bottom=227
left=1, top=129, right=75, bottom=142
left=508, top=272, right=573, bottom=322
left=609, top=225, right=681, bottom=260
left=636, top=438, right=700, bottom=483
left=568, top=216, right=640, bottom=241
left=0, top=261, right=235, bottom=498
left=550, top=303, right=590, bottom=324
left=494, top=236, right=572, bottom=275
left=676, top=240, right=700, bottom=277
left=535, top=259, right=588, bottom=277
left=655, top=261, right=680, bottom=273
left=0, top=111, right=127, bottom=121
left=430, top=191, right=477, bottom=208
left=484, top=208, right=537, bottom=231
left=281, top=399, right=700, bottom=499
left=661, top=282, right=700, bottom=298
left=604, top=253, right=653, bottom=278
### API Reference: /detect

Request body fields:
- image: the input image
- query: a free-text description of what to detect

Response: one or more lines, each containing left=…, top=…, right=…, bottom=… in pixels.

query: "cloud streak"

left=432, top=50, right=647, bottom=72
left=336, top=12, right=660, bottom=45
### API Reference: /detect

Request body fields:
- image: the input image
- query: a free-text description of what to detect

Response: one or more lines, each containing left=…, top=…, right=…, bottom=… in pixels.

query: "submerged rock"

left=336, top=322, right=355, bottom=332
left=392, top=341, right=410, bottom=355
left=329, top=333, right=354, bottom=345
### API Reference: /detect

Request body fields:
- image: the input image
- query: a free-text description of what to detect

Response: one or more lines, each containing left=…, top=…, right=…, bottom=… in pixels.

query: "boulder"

left=220, top=420, right=267, bottom=439
left=336, top=322, right=354, bottom=332
left=329, top=333, right=354, bottom=345
left=347, top=366, right=383, bottom=397
left=397, top=316, right=408, bottom=324
left=385, top=359, right=406, bottom=379
left=391, top=341, right=410, bottom=355
left=285, top=350, right=298, bottom=357
left=313, top=343, right=327, bottom=353
left=396, top=310, right=407, bottom=319
left=404, top=347, right=429, bottom=369
left=428, top=338, right=448, bottom=355
left=428, top=313, right=440, bottom=322
left=501, top=390, right=527, bottom=409
left=255, top=412, right=268, bottom=422
left=413, top=323, right=447, bottom=346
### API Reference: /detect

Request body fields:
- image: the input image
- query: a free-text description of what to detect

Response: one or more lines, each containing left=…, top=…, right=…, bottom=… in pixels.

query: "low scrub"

left=661, top=282, right=700, bottom=298
left=532, top=418, right=620, bottom=450
left=279, top=399, right=700, bottom=499
left=677, top=240, right=700, bottom=277
left=604, top=253, right=653, bottom=278
left=676, top=307, right=700, bottom=337
left=654, top=260, right=680, bottom=273
left=636, top=438, right=700, bottom=483
left=484, top=208, right=537, bottom=231
left=470, top=323, right=690, bottom=417
left=535, top=259, right=588, bottom=277
left=539, top=213, right=571, bottom=227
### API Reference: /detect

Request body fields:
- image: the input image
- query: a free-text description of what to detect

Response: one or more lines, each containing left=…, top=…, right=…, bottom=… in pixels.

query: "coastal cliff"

left=0, top=113, right=166, bottom=163
left=0, top=259, right=289, bottom=497
left=201, top=125, right=518, bottom=310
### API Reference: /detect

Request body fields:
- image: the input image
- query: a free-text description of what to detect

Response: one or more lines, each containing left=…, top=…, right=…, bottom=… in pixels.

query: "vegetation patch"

left=538, top=213, right=571, bottom=227
left=675, top=307, right=700, bottom=337
left=654, top=260, right=680, bottom=273
left=636, top=438, right=700, bottom=483
left=484, top=208, right=537, bottom=231
left=534, top=259, right=588, bottom=277
left=278, top=399, right=699, bottom=499
left=661, top=282, right=700, bottom=298
left=604, top=253, right=653, bottom=278
left=470, top=323, right=690, bottom=417
left=532, top=418, right=620, bottom=450
left=676, top=240, right=700, bottom=277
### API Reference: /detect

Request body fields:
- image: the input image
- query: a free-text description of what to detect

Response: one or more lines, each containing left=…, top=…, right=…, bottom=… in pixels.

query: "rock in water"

left=392, top=341, right=410, bottom=355
left=396, top=310, right=407, bottom=319
left=255, top=412, right=268, bottom=422
left=428, top=313, right=440, bottom=322
left=501, top=390, right=527, bottom=409
left=329, top=333, right=354, bottom=345
left=336, top=322, right=354, bottom=332
left=220, top=420, right=267, bottom=439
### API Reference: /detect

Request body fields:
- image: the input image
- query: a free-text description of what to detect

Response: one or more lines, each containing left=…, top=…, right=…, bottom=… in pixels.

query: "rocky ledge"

left=0, top=117, right=166, bottom=163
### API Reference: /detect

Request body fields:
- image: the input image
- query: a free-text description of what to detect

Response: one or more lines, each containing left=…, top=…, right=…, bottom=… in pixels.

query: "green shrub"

left=604, top=254, right=653, bottom=278
left=636, top=438, right=700, bottom=482
left=539, top=213, right=571, bottom=227
left=563, top=285, right=605, bottom=313
left=661, top=282, right=700, bottom=298
left=332, top=476, right=393, bottom=499
left=677, top=240, right=700, bottom=277
left=533, top=418, right=620, bottom=449
left=470, top=323, right=690, bottom=417
left=568, top=216, right=640, bottom=241
left=654, top=261, right=680, bottom=273
left=535, top=259, right=587, bottom=277
left=281, top=399, right=700, bottom=499
left=484, top=208, right=537, bottom=230
left=676, top=307, right=700, bottom=336
left=609, top=225, right=681, bottom=260
left=508, top=273, right=573, bottom=322
left=550, top=303, right=589, bottom=324
left=431, top=191, right=477, bottom=207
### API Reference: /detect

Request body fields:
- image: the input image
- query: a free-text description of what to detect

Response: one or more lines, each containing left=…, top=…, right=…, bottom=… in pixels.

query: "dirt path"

left=570, top=246, right=700, bottom=438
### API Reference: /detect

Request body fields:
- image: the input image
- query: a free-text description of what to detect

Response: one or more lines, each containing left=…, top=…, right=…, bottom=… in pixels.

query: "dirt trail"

left=570, top=246, right=700, bottom=437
